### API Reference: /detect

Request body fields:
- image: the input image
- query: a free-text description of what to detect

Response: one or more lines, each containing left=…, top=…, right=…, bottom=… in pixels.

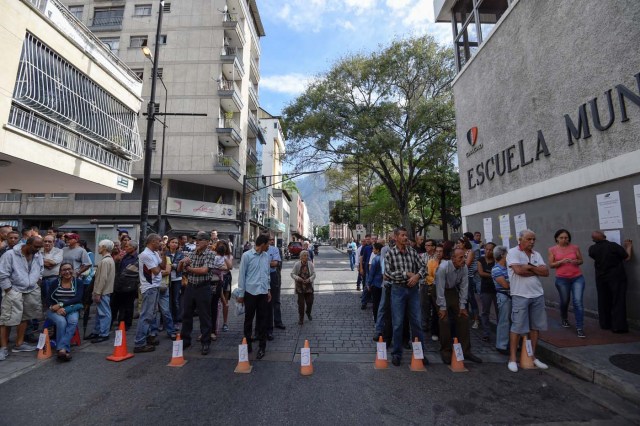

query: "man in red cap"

left=62, top=234, right=92, bottom=279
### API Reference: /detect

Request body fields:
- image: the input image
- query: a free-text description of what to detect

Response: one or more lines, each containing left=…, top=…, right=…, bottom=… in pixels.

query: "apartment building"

left=11, top=0, right=265, bottom=247
left=434, top=0, right=640, bottom=324
left=0, top=0, right=143, bottom=237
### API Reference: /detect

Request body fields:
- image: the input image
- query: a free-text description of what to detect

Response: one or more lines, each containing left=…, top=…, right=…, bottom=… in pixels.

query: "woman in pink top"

left=548, top=229, right=586, bottom=338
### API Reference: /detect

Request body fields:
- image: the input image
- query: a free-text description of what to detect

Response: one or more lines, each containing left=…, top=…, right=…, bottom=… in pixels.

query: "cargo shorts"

left=0, top=287, right=42, bottom=327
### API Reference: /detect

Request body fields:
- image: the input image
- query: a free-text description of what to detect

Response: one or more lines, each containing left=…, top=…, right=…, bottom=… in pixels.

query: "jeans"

left=375, top=283, right=392, bottom=340
left=467, top=277, right=479, bottom=318
left=169, top=280, right=182, bottom=323
left=555, top=275, right=585, bottom=329
left=390, top=285, right=424, bottom=359
left=360, top=270, right=370, bottom=306
left=496, top=293, right=512, bottom=350
left=92, top=294, right=112, bottom=337
left=134, top=288, right=159, bottom=347
left=370, top=286, right=382, bottom=323
left=480, top=292, right=497, bottom=339
left=348, top=251, right=355, bottom=270
left=46, top=310, right=79, bottom=352
left=151, top=288, right=176, bottom=337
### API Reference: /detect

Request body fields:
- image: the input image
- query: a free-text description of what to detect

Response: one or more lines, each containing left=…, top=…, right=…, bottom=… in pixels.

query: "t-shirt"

left=62, top=246, right=91, bottom=272
left=506, top=246, right=545, bottom=298
left=138, top=247, right=162, bottom=293
left=478, top=257, right=496, bottom=293
left=491, top=263, right=510, bottom=295
left=549, top=244, right=582, bottom=278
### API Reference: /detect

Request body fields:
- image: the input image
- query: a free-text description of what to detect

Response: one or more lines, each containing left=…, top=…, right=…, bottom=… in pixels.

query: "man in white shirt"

left=41, top=235, right=63, bottom=303
left=506, top=229, right=549, bottom=372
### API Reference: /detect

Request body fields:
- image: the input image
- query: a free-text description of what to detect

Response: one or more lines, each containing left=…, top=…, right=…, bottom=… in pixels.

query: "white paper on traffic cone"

left=238, top=344, right=249, bottom=362
left=525, top=339, right=533, bottom=357
left=376, top=342, right=387, bottom=360
left=412, top=342, right=424, bottom=359
left=37, top=333, right=46, bottom=350
left=301, top=347, right=311, bottom=366
left=114, top=330, right=123, bottom=347
left=453, top=342, right=465, bottom=361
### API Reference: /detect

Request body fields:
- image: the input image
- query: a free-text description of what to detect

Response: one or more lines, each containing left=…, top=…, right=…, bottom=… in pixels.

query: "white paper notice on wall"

left=501, top=237, right=510, bottom=250
left=634, top=185, right=640, bottom=225
left=604, top=230, right=621, bottom=245
left=513, top=213, right=527, bottom=236
left=499, top=214, right=511, bottom=240
left=597, top=191, right=623, bottom=230
left=483, top=218, right=493, bottom=243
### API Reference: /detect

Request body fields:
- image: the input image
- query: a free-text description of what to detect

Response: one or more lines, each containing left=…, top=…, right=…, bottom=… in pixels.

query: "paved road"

left=1, top=247, right=638, bottom=425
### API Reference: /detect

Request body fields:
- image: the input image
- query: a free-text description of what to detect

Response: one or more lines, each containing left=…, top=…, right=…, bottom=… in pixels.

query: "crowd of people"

left=351, top=226, right=633, bottom=371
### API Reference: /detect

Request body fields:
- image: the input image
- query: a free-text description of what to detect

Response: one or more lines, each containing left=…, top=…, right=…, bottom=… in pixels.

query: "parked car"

left=287, top=241, right=304, bottom=258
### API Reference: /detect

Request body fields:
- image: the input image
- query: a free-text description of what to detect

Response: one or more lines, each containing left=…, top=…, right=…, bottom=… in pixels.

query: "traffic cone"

left=409, top=337, right=426, bottom=372
left=449, top=337, right=468, bottom=373
left=374, top=336, right=388, bottom=370
left=167, top=333, right=187, bottom=367
left=300, top=339, right=313, bottom=376
left=106, top=321, right=134, bottom=362
left=234, top=337, right=252, bottom=374
left=519, top=335, right=536, bottom=369
left=70, top=327, right=81, bottom=347
left=37, top=328, right=53, bottom=360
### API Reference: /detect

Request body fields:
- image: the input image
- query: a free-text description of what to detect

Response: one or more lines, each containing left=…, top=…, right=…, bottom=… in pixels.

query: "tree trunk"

left=440, top=185, right=448, bottom=241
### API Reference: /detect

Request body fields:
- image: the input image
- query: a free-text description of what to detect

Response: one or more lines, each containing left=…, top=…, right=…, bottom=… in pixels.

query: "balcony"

left=247, top=111, right=266, bottom=145
left=220, top=46, right=245, bottom=81
left=218, top=77, right=243, bottom=112
left=89, top=14, right=124, bottom=32
left=248, top=84, right=259, bottom=110
left=223, top=12, right=246, bottom=46
left=265, top=217, right=286, bottom=233
left=213, top=154, right=241, bottom=179
left=246, top=145, right=258, bottom=164
left=250, top=56, right=260, bottom=84
left=216, top=118, right=242, bottom=147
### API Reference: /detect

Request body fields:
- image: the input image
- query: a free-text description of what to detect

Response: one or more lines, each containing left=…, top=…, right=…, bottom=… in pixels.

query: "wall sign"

left=166, top=197, right=236, bottom=219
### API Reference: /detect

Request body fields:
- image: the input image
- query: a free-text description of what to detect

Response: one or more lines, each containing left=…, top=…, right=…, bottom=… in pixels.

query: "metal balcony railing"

left=223, top=11, right=238, bottom=23
left=8, top=105, right=132, bottom=174
left=218, top=118, right=240, bottom=133
left=214, top=154, right=240, bottom=177
left=248, top=85, right=259, bottom=105
left=90, top=16, right=123, bottom=27
left=247, top=146, right=258, bottom=164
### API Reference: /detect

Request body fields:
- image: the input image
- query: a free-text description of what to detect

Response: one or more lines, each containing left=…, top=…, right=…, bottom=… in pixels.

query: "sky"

left=256, top=0, right=452, bottom=116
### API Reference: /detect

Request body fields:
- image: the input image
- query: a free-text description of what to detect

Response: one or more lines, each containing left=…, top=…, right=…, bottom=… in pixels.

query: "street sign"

left=355, top=224, right=365, bottom=235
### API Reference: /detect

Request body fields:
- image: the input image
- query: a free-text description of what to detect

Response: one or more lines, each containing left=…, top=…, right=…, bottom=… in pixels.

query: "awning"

left=167, top=217, right=239, bottom=234
left=59, top=220, right=96, bottom=230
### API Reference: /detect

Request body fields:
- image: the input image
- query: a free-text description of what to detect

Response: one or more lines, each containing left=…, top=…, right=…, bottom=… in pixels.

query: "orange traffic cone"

left=37, top=328, right=53, bottom=360
left=519, top=335, right=536, bottom=369
left=300, top=339, right=313, bottom=376
left=234, top=337, right=252, bottom=374
left=167, top=333, right=187, bottom=367
left=409, top=337, right=427, bottom=372
left=449, top=337, right=468, bottom=372
left=374, top=336, right=388, bottom=370
left=106, top=321, right=134, bottom=362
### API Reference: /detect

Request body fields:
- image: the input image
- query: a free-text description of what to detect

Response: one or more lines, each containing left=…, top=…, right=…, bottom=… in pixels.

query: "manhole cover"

left=609, top=354, right=640, bottom=375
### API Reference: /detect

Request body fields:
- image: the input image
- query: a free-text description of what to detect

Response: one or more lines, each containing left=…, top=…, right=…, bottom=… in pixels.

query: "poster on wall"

left=604, top=229, right=621, bottom=245
left=499, top=214, right=511, bottom=249
left=483, top=218, right=493, bottom=243
left=513, top=213, right=527, bottom=236
left=596, top=191, right=623, bottom=230
left=634, top=185, right=640, bottom=225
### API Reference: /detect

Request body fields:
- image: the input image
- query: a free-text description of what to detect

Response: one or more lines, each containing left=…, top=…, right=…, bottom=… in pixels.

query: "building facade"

left=435, top=0, right=640, bottom=326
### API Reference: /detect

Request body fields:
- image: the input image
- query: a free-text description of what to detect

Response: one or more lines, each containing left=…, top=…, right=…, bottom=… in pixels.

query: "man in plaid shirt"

left=178, top=231, right=216, bottom=355
left=384, top=226, right=429, bottom=367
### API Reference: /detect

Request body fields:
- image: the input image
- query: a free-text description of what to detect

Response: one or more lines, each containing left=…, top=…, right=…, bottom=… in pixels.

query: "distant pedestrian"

left=359, top=234, right=373, bottom=310
left=347, top=238, right=357, bottom=271
left=588, top=231, right=632, bottom=333
left=267, top=234, right=285, bottom=338
left=291, top=250, right=315, bottom=325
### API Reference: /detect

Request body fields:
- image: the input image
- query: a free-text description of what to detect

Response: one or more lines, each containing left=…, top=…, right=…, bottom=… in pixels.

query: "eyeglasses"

left=60, top=269, right=73, bottom=273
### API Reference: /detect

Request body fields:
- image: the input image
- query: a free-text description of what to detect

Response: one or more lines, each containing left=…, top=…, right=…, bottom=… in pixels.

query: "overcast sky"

left=257, top=0, right=451, bottom=116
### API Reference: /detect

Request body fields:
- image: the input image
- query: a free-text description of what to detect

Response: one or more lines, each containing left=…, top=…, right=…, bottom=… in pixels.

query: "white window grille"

left=130, top=36, right=148, bottom=48
left=11, top=33, right=143, bottom=163
left=92, top=7, right=124, bottom=27
left=134, top=4, right=152, bottom=16
left=131, top=68, right=144, bottom=79
left=99, top=37, right=120, bottom=53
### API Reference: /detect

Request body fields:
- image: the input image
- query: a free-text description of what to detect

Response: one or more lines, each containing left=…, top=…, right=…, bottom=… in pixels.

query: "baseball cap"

left=64, top=233, right=80, bottom=240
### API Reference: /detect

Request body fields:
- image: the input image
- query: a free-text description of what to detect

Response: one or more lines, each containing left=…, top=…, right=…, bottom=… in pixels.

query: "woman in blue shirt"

left=367, top=243, right=384, bottom=324
left=46, top=262, right=84, bottom=361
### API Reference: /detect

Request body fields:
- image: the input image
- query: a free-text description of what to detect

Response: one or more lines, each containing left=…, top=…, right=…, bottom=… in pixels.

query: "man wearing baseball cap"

left=62, top=234, right=92, bottom=278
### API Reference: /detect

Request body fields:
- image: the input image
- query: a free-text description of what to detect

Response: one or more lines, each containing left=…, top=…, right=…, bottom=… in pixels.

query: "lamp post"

left=139, top=0, right=164, bottom=245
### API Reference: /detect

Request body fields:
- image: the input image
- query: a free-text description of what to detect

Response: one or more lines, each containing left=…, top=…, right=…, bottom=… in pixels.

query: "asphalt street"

left=1, top=247, right=638, bottom=425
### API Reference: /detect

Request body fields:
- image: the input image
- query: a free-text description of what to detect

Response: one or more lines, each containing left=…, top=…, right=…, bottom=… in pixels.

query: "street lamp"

left=139, top=0, right=164, bottom=245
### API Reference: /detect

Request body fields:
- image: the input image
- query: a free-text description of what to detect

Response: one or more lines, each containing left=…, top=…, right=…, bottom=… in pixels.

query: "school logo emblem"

left=467, top=127, right=478, bottom=146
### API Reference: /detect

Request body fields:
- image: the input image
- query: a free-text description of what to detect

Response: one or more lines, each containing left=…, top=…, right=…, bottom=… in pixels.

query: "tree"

left=283, top=35, right=457, bottom=236
left=329, top=200, right=358, bottom=231
left=281, top=175, right=300, bottom=194
left=316, top=224, right=330, bottom=240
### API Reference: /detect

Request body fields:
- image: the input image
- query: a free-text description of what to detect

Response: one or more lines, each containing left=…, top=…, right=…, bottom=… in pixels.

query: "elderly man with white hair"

left=88, top=240, right=115, bottom=343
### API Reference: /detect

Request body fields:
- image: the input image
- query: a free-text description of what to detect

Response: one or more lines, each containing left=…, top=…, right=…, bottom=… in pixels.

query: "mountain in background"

left=295, top=174, right=338, bottom=226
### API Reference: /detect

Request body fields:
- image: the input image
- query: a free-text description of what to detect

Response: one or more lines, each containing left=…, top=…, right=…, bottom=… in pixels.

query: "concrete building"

left=0, top=0, right=143, bottom=239
left=10, top=0, right=265, bottom=247
left=435, top=0, right=640, bottom=326
left=289, top=191, right=306, bottom=240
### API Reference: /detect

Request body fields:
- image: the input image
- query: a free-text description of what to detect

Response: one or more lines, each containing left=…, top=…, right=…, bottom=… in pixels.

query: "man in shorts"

left=506, top=229, right=549, bottom=372
left=0, top=236, right=44, bottom=360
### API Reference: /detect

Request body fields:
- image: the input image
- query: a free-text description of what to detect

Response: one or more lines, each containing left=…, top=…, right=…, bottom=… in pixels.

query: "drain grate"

left=609, top=354, right=640, bottom=375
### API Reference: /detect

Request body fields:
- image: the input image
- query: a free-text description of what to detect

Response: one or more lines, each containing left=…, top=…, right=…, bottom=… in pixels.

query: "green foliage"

left=316, top=225, right=330, bottom=240
left=329, top=200, right=358, bottom=229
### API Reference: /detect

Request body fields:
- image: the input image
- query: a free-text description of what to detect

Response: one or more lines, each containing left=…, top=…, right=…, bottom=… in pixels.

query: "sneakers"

left=471, top=319, right=480, bottom=329
left=561, top=319, right=570, bottom=328
left=0, top=347, right=8, bottom=361
left=222, top=324, right=229, bottom=332
left=12, top=343, right=37, bottom=352
left=508, top=361, right=518, bottom=372
left=391, top=356, right=401, bottom=366
left=133, top=344, right=155, bottom=353
left=533, top=359, right=549, bottom=369
left=577, top=329, right=586, bottom=338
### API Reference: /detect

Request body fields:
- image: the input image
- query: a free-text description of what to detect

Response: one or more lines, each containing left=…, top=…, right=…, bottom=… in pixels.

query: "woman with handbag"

left=291, top=250, right=316, bottom=325
left=166, top=237, right=184, bottom=328
left=46, top=262, right=84, bottom=361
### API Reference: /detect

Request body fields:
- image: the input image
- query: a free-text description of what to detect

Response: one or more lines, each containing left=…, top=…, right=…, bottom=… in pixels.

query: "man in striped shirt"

left=384, top=227, right=428, bottom=367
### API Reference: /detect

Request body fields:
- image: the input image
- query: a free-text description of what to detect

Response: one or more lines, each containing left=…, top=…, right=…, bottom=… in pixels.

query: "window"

left=92, top=7, right=124, bottom=27
left=51, top=193, right=69, bottom=198
left=67, top=5, right=83, bottom=20
left=27, top=194, right=45, bottom=198
left=134, top=4, right=152, bottom=16
left=150, top=68, right=163, bottom=79
left=99, top=37, right=120, bottom=53
left=75, top=193, right=117, bottom=201
left=130, top=36, right=148, bottom=48
left=159, top=34, right=167, bottom=44
left=163, top=3, right=171, bottom=13
left=0, top=193, right=21, bottom=202
left=131, top=68, right=144, bottom=79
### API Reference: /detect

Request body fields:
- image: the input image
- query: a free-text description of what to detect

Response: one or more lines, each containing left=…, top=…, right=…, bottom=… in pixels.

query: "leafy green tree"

left=316, top=225, right=330, bottom=240
left=329, top=200, right=358, bottom=231
left=284, top=35, right=457, bottom=235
